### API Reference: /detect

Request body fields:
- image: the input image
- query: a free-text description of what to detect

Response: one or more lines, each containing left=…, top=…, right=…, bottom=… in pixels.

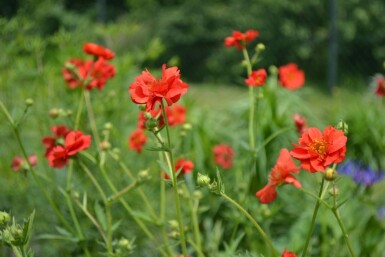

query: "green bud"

left=138, top=169, right=150, bottom=180
left=139, top=104, right=146, bottom=111
left=104, top=122, right=113, bottom=130
left=168, top=220, right=179, bottom=230
left=325, top=168, right=337, bottom=181
left=25, top=98, right=34, bottom=107
left=197, top=173, right=211, bottom=187
left=336, top=120, right=348, bottom=135
left=182, top=123, right=192, bottom=130
left=328, top=186, right=340, bottom=196
left=193, top=190, right=203, bottom=200
left=0, top=211, right=11, bottom=225
left=145, top=118, right=158, bottom=130
left=99, top=140, right=111, bottom=151
left=256, top=43, right=265, bottom=52
left=118, top=238, right=129, bottom=248
left=49, top=108, right=59, bottom=119
left=268, top=65, right=278, bottom=76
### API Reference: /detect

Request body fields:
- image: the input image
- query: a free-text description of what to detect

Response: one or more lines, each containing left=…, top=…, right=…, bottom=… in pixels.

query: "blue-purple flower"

left=338, top=161, right=384, bottom=187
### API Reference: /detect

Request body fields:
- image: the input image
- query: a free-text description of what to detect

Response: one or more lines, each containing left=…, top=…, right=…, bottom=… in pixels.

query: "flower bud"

left=256, top=43, right=265, bottom=52
left=25, top=98, right=34, bottom=107
left=49, top=108, right=59, bottom=119
left=99, top=140, right=111, bottom=151
left=138, top=169, right=150, bottom=180
left=197, top=173, right=211, bottom=187
left=336, top=120, right=348, bottom=135
left=144, top=112, right=153, bottom=119
left=328, top=186, right=340, bottom=196
left=66, top=109, right=73, bottom=116
left=182, top=123, right=192, bottom=131
left=168, top=220, right=179, bottom=230
left=325, top=167, right=337, bottom=181
left=0, top=211, right=11, bottom=225
left=118, top=238, right=129, bottom=248
left=269, top=65, right=278, bottom=76
left=145, top=118, right=158, bottom=130
left=104, top=122, right=113, bottom=130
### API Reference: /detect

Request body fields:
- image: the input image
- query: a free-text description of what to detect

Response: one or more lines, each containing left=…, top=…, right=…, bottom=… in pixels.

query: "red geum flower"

left=164, top=158, right=194, bottom=180
left=245, top=69, right=267, bottom=87
left=282, top=249, right=297, bottom=257
left=62, top=59, right=85, bottom=89
left=213, top=144, right=235, bottom=170
left=11, top=155, right=37, bottom=172
left=128, top=129, right=147, bottom=153
left=290, top=126, right=347, bottom=173
left=279, top=63, right=305, bottom=90
left=47, top=130, right=91, bottom=169
left=375, top=75, right=385, bottom=97
left=256, top=148, right=301, bottom=204
left=224, top=30, right=259, bottom=50
left=42, top=125, right=71, bottom=157
left=166, top=105, right=186, bottom=127
left=129, top=64, right=189, bottom=111
left=78, top=58, right=116, bottom=90
left=292, top=113, right=308, bottom=134
left=83, top=42, right=115, bottom=60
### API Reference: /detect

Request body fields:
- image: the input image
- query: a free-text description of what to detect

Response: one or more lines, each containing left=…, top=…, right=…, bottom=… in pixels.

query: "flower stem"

left=242, top=48, right=255, bottom=156
left=161, top=99, right=188, bottom=257
left=301, top=178, right=329, bottom=257
left=84, top=90, right=101, bottom=148
left=331, top=181, right=355, bottom=257
left=220, top=192, right=278, bottom=256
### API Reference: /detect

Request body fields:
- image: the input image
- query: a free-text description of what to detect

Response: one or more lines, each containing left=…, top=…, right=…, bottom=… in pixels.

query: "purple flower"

left=338, top=161, right=384, bottom=187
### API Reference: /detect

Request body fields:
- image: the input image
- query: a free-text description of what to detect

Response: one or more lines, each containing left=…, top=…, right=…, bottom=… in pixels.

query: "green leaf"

left=94, top=201, right=107, bottom=232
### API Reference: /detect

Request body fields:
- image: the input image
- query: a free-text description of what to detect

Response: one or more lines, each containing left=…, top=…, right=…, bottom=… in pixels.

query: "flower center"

left=149, top=79, right=168, bottom=95
left=309, top=139, right=328, bottom=157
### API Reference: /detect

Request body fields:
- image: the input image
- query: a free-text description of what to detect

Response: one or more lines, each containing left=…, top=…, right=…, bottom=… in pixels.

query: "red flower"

left=62, top=59, right=85, bottom=89
left=256, top=149, right=301, bottom=204
left=129, top=64, right=189, bottom=111
left=164, top=158, right=194, bottom=180
left=166, top=105, right=186, bottom=127
left=11, top=155, right=37, bottom=172
left=47, top=131, right=91, bottom=168
left=224, top=30, right=259, bottom=50
left=279, top=63, right=305, bottom=90
left=292, top=113, right=308, bottom=134
left=375, top=75, right=385, bottom=97
left=83, top=42, right=115, bottom=60
left=245, top=69, right=267, bottom=87
left=213, top=144, right=235, bottom=170
left=79, top=58, right=116, bottom=90
left=282, top=249, right=297, bottom=257
left=290, top=126, right=347, bottom=173
left=42, top=125, right=71, bottom=157
left=128, top=129, right=147, bottom=153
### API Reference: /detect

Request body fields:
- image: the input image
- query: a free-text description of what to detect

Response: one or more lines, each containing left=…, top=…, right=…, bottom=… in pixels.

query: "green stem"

left=108, top=180, right=140, bottom=203
left=242, top=48, right=255, bottom=155
left=74, top=88, right=85, bottom=130
left=84, top=91, right=101, bottom=148
left=331, top=181, right=355, bottom=257
left=220, top=192, right=278, bottom=256
left=98, top=164, right=169, bottom=257
left=301, top=178, right=329, bottom=257
left=191, top=196, right=204, bottom=257
left=331, top=209, right=355, bottom=257
left=79, top=162, right=108, bottom=202
left=161, top=99, right=187, bottom=257
left=106, top=203, right=113, bottom=254
left=108, top=151, right=158, bottom=220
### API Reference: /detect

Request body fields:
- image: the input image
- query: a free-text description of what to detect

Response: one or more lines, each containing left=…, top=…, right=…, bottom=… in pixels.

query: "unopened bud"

left=49, top=108, right=59, bottom=119
left=336, top=120, right=348, bottom=135
left=118, top=238, right=129, bottom=248
left=66, top=110, right=73, bottom=116
left=269, top=65, right=278, bottom=76
left=145, top=119, right=158, bottom=130
left=328, top=186, right=340, bottom=196
left=25, top=98, right=34, bottom=107
left=256, top=43, right=265, bottom=52
left=104, top=122, right=113, bottom=130
left=139, top=104, right=146, bottom=111
left=99, top=140, right=111, bottom=151
left=182, top=123, right=192, bottom=130
left=72, top=191, right=80, bottom=199
left=325, top=168, right=337, bottom=181
left=197, top=173, right=211, bottom=187
left=168, top=220, right=179, bottom=230
left=0, top=211, right=11, bottom=225
left=138, top=169, right=150, bottom=180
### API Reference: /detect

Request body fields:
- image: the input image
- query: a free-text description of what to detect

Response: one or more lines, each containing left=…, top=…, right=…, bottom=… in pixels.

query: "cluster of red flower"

left=62, top=43, right=115, bottom=90
left=42, top=125, right=91, bottom=168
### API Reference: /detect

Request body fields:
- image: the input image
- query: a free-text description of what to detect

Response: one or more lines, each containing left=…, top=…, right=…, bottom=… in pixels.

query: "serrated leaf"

left=94, top=201, right=107, bottom=232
